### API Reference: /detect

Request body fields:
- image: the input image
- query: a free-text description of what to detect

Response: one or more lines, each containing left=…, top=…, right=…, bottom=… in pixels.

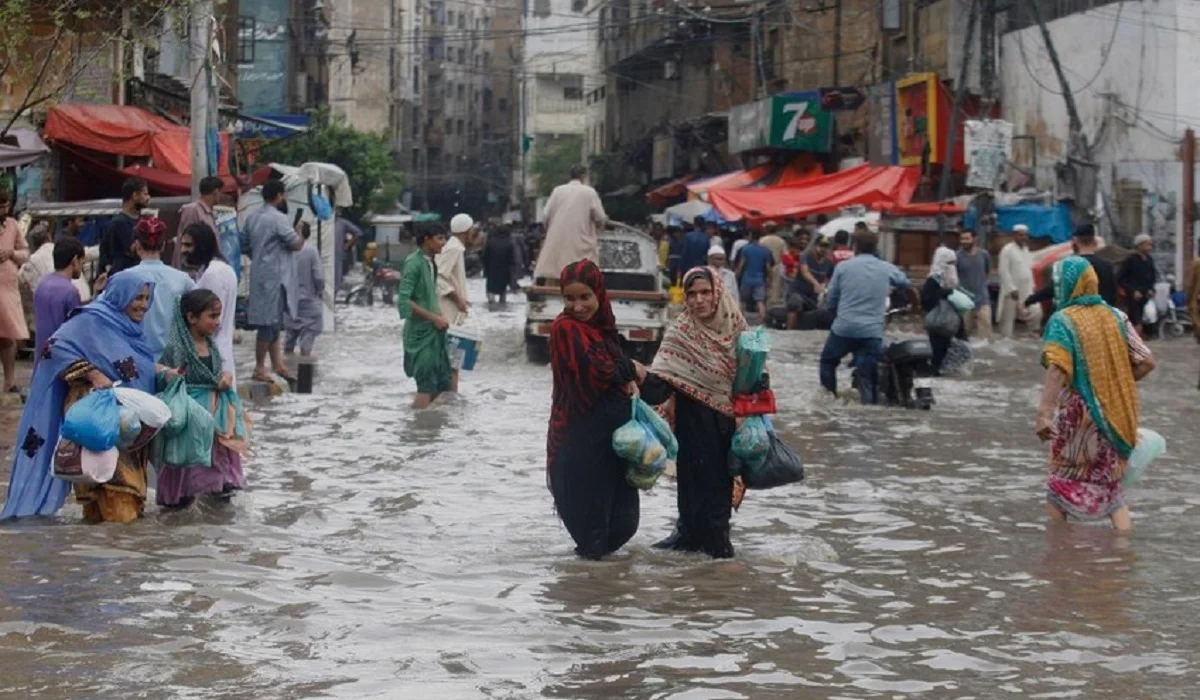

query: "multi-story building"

left=520, top=0, right=594, bottom=207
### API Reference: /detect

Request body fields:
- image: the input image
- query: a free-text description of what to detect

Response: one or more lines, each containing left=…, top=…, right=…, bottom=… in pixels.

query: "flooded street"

left=2, top=279, right=1199, bottom=699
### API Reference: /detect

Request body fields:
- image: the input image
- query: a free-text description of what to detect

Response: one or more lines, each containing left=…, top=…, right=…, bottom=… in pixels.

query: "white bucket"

left=446, top=326, right=482, bottom=371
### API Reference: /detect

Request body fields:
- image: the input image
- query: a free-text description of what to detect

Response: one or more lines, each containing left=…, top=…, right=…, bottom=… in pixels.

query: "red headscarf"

left=546, top=259, right=627, bottom=473
left=134, top=217, right=168, bottom=250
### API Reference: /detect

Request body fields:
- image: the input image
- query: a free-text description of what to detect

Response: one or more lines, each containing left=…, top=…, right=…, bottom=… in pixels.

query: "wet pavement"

left=2, top=279, right=1199, bottom=699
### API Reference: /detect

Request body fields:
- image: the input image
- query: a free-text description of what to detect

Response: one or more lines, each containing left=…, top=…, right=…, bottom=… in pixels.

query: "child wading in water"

left=157, top=289, right=249, bottom=507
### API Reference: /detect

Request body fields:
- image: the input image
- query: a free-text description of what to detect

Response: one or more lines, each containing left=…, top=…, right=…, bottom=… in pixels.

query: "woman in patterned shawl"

left=1, top=274, right=161, bottom=522
left=1037, top=256, right=1156, bottom=531
left=546, top=260, right=642, bottom=560
left=642, top=266, right=749, bottom=558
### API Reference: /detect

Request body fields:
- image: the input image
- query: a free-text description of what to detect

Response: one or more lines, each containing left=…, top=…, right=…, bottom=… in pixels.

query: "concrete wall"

left=326, top=0, right=395, bottom=136
left=999, top=0, right=1197, bottom=273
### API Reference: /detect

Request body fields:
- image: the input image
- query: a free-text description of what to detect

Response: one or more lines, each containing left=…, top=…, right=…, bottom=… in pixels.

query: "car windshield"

left=600, top=239, right=641, bottom=271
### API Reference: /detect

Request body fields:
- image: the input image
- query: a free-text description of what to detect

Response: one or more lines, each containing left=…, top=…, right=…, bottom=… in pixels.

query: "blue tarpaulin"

left=964, top=202, right=1074, bottom=243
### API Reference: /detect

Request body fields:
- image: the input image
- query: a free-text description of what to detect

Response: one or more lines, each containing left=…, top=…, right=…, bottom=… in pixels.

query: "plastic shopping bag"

left=1122, top=428, right=1166, bottom=487
left=733, top=328, right=771, bottom=395
left=61, top=388, right=122, bottom=452
left=741, top=431, right=805, bottom=490
left=730, top=415, right=771, bottom=472
left=157, top=395, right=216, bottom=468
left=947, top=288, right=975, bottom=313
left=924, top=299, right=962, bottom=338
left=114, top=387, right=172, bottom=429
left=157, top=377, right=191, bottom=439
left=52, top=438, right=118, bottom=484
left=613, top=397, right=677, bottom=490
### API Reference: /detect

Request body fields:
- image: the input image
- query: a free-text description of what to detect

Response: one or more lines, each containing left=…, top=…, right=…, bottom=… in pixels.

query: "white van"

left=524, top=224, right=667, bottom=363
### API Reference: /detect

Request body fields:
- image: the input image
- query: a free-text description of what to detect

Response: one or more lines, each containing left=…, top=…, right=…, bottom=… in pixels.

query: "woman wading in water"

left=546, top=260, right=644, bottom=559
left=642, top=267, right=750, bottom=559
left=1037, top=256, right=1155, bottom=531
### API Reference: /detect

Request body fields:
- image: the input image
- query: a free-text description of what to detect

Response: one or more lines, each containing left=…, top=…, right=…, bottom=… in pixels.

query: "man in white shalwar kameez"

left=437, top=213, right=475, bottom=392
left=532, top=164, right=608, bottom=282
left=997, top=224, right=1041, bottom=337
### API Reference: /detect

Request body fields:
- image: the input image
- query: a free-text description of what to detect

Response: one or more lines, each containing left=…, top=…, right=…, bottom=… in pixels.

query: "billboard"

left=728, top=92, right=833, bottom=154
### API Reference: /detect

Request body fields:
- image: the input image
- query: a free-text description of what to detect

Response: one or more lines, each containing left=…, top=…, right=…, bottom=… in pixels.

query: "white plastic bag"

left=1123, top=428, right=1166, bottom=487
left=1142, top=299, right=1158, bottom=325
left=947, top=289, right=975, bottom=313
left=114, top=387, right=172, bottom=429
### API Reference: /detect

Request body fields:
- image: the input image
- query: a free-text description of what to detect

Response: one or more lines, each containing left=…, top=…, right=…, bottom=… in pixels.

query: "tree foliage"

left=0, top=0, right=189, bottom=138
left=259, top=110, right=404, bottom=222
left=531, top=135, right=583, bottom=197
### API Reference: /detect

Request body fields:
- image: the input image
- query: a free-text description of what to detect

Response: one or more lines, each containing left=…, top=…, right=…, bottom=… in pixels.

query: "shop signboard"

left=895, top=72, right=973, bottom=172
left=964, top=119, right=1014, bottom=189
left=728, top=92, right=833, bottom=154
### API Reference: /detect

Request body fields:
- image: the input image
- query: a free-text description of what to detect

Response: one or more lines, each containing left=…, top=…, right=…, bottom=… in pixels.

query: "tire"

left=1167, top=321, right=1186, bottom=339
left=525, top=335, right=550, bottom=364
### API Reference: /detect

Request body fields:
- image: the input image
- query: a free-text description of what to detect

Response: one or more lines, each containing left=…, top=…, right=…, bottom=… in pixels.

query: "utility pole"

left=189, top=0, right=214, bottom=198
left=975, top=0, right=997, bottom=249
left=1184, top=128, right=1195, bottom=264
left=936, top=0, right=979, bottom=243
left=1026, top=0, right=1095, bottom=225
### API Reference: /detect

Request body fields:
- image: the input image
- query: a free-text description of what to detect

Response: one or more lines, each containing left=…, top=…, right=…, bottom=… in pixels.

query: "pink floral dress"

left=1046, top=314, right=1152, bottom=520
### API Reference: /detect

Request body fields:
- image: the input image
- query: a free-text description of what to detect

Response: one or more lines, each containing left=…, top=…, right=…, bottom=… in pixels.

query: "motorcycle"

left=1156, top=275, right=1193, bottom=339
left=850, top=310, right=938, bottom=410
left=343, top=261, right=401, bottom=307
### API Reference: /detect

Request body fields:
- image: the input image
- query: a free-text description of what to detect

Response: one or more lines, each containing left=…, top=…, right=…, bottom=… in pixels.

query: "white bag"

left=113, top=387, right=172, bottom=429
left=1122, top=428, right=1166, bottom=487
left=1143, top=299, right=1158, bottom=325
left=52, top=438, right=118, bottom=484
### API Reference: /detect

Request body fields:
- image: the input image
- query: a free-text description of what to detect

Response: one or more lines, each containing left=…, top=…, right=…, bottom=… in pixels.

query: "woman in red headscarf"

left=546, top=259, right=644, bottom=560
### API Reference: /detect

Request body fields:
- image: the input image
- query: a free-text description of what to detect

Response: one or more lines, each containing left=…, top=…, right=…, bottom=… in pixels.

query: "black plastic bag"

left=742, top=432, right=805, bottom=490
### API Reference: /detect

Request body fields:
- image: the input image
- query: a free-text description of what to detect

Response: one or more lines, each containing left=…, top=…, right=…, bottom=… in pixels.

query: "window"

left=572, top=0, right=586, bottom=12
left=458, top=13, right=466, bottom=29
left=457, top=119, right=465, bottom=135
left=445, top=118, right=453, bottom=134
left=498, top=98, right=508, bottom=112
left=412, top=148, right=420, bottom=169
left=564, top=86, right=583, bottom=100
left=457, top=84, right=465, bottom=100
left=534, top=0, right=550, bottom=16
left=458, top=48, right=465, bottom=64
left=483, top=88, right=493, bottom=111
left=428, top=37, right=444, bottom=60
left=412, top=66, right=420, bottom=93
left=447, top=10, right=455, bottom=25
left=483, top=52, right=491, bottom=68
left=237, top=16, right=256, bottom=64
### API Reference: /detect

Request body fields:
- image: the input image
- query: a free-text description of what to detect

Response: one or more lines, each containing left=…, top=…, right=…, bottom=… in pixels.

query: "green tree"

left=530, top=135, right=583, bottom=197
left=259, top=110, right=404, bottom=222
left=0, top=0, right=190, bottom=138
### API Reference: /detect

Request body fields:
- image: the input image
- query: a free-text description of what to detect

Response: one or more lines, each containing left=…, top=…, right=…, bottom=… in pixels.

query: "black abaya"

left=641, top=374, right=736, bottom=558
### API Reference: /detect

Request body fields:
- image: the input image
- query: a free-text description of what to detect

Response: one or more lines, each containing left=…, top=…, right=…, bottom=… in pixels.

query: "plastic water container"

left=446, top=327, right=482, bottom=371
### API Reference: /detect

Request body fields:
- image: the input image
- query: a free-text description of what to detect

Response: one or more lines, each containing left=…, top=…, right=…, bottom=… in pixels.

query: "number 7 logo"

left=782, top=102, right=816, bottom=140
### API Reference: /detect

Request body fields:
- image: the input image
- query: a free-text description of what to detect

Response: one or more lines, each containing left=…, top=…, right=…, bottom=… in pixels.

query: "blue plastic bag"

left=730, top=415, right=771, bottom=472
left=61, top=389, right=122, bottom=452
left=734, top=328, right=771, bottom=395
left=612, top=397, right=677, bottom=490
left=1122, top=428, right=1166, bottom=487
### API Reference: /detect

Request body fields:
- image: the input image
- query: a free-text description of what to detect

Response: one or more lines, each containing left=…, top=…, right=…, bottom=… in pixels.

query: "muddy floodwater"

left=2, top=280, right=1198, bottom=699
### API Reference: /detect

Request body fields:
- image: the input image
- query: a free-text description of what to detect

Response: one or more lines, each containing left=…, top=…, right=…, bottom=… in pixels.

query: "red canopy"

left=44, top=104, right=231, bottom=176
left=879, top=200, right=966, bottom=216
left=646, top=175, right=694, bottom=207
left=709, top=165, right=920, bottom=224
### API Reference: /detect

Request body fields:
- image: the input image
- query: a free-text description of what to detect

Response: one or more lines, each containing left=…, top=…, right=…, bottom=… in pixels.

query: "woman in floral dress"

left=1036, top=256, right=1156, bottom=531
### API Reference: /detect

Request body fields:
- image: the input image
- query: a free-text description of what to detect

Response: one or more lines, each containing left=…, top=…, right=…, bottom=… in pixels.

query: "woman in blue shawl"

left=2, top=274, right=159, bottom=522
left=156, top=288, right=248, bottom=507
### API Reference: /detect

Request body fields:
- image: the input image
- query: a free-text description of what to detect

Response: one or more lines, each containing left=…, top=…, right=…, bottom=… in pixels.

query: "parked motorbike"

left=1156, top=274, right=1194, bottom=339
left=343, top=261, right=401, bottom=307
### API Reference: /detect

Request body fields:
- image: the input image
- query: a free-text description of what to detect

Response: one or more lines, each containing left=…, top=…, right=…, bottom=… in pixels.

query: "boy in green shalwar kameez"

left=398, top=228, right=452, bottom=408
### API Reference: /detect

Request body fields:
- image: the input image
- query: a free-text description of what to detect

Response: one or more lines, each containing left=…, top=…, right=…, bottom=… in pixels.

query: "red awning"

left=709, top=165, right=920, bottom=224
left=646, top=175, right=694, bottom=207
left=123, top=164, right=239, bottom=197
left=687, top=163, right=774, bottom=198
left=879, top=200, right=966, bottom=216
left=44, top=103, right=231, bottom=176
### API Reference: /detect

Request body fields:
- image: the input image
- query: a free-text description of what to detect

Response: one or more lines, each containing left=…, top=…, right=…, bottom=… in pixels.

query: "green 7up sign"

left=728, top=91, right=833, bottom=154
left=770, top=92, right=833, bottom=151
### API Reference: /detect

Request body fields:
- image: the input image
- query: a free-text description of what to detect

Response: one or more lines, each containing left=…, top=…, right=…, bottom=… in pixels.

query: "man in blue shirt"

left=680, top=216, right=712, bottom=272
left=820, top=230, right=910, bottom=404
left=735, top=230, right=775, bottom=318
